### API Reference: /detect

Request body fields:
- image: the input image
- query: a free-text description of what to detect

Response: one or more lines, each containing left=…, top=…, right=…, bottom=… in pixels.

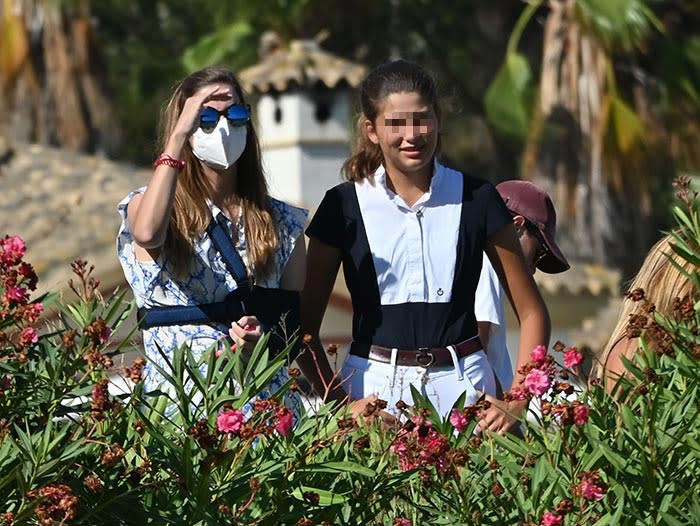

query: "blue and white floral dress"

left=117, top=187, right=308, bottom=414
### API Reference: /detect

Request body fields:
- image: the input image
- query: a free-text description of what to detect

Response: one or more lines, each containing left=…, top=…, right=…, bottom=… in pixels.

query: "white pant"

left=341, top=349, right=496, bottom=417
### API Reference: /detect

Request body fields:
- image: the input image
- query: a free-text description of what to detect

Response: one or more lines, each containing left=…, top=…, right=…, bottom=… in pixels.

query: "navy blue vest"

left=307, top=172, right=510, bottom=350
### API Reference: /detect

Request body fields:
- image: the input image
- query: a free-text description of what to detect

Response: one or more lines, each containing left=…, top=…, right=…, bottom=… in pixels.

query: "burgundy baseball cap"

left=496, top=180, right=570, bottom=274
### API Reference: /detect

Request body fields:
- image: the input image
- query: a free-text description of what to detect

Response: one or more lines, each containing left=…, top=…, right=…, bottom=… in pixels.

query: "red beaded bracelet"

left=153, top=153, right=185, bottom=170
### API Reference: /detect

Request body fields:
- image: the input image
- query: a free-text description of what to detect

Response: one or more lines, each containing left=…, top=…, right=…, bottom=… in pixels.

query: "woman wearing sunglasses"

left=116, top=66, right=307, bottom=410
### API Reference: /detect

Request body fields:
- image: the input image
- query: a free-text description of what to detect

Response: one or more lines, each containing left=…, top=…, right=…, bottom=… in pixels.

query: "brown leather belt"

left=349, top=337, right=483, bottom=367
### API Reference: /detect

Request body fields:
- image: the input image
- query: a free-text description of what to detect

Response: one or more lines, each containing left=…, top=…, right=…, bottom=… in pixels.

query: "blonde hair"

left=593, top=233, right=697, bottom=378
left=158, top=66, right=276, bottom=279
left=342, top=59, right=441, bottom=182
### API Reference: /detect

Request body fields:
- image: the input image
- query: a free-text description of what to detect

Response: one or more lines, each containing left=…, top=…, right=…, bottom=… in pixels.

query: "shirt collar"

left=372, top=160, right=446, bottom=211
left=205, top=200, right=237, bottom=229
left=206, top=199, right=223, bottom=217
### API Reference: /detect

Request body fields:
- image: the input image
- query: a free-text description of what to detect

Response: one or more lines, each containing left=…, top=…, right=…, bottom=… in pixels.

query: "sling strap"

left=137, top=214, right=255, bottom=330
left=136, top=290, right=247, bottom=330
left=207, top=213, right=252, bottom=293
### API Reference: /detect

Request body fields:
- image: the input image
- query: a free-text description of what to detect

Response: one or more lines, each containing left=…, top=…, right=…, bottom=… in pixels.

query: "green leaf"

left=576, top=0, right=659, bottom=51
left=182, top=21, right=253, bottom=73
left=0, top=450, right=20, bottom=493
left=489, top=429, right=531, bottom=456
left=609, top=95, right=646, bottom=153
left=408, top=385, right=442, bottom=428
left=183, top=349, right=209, bottom=399
left=12, top=425, right=38, bottom=465
left=294, top=461, right=376, bottom=478
left=484, top=52, right=533, bottom=140
left=658, top=511, right=690, bottom=526
left=591, top=439, right=627, bottom=471
left=530, top=455, right=552, bottom=502
left=291, top=486, right=349, bottom=506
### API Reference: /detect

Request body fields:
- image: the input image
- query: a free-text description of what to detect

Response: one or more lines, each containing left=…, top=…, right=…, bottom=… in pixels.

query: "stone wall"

left=0, top=140, right=150, bottom=296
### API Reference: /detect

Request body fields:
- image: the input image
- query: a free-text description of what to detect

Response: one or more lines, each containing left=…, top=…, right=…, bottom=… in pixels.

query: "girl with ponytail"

left=299, top=59, right=549, bottom=433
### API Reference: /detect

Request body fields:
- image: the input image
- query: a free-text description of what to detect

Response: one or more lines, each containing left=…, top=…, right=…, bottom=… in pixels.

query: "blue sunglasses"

left=199, top=104, right=250, bottom=132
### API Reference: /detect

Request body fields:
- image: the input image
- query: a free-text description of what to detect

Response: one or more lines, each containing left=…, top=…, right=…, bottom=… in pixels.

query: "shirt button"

left=437, top=288, right=444, bottom=296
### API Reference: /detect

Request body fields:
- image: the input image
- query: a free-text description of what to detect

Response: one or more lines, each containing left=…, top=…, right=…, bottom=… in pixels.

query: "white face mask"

left=191, top=118, right=247, bottom=170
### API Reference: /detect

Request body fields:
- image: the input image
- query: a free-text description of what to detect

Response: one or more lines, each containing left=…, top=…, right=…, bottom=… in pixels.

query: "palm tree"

left=486, top=0, right=690, bottom=274
left=0, top=0, right=117, bottom=154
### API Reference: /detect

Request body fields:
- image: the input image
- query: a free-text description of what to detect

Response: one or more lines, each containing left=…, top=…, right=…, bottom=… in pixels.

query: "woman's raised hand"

left=173, top=85, right=233, bottom=138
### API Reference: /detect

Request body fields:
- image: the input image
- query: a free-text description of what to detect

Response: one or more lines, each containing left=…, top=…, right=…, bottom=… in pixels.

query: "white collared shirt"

left=474, top=253, right=513, bottom=387
left=355, top=162, right=463, bottom=305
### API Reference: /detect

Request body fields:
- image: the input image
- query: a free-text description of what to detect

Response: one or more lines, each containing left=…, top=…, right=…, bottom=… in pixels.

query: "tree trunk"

left=0, top=1, right=118, bottom=155
left=522, top=0, right=657, bottom=273
left=43, top=6, right=88, bottom=150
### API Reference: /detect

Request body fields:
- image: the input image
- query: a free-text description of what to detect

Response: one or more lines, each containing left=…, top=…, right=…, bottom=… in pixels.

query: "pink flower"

left=563, top=348, right=583, bottom=369
left=389, top=440, right=408, bottom=456
left=216, top=409, right=246, bottom=434
left=23, top=302, right=43, bottom=323
left=507, top=387, right=528, bottom=401
left=579, top=479, right=605, bottom=501
left=3, top=235, right=26, bottom=255
left=573, top=403, right=589, bottom=426
left=426, top=433, right=448, bottom=456
left=524, top=368, right=551, bottom=397
left=393, top=519, right=412, bottom=526
left=4, top=285, right=28, bottom=304
left=0, top=235, right=26, bottom=265
left=531, top=344, right=547, bottom=363
left=18, top=262, right=38, bottom=290
left=410, top=414, right=429, bottom=427
left=390, top=422, right=451, bottom=474
left=0, top=375, right=12, bottom=397
left=19, top=327, right=39, bottom=346
left=99, top=326, right=112, bottom=344
left=450, top=409, right=469, bottom=432
left=275, top=407, right=293, bottom=436
left=541, top=512, right=563, bottom=526
left=91, top=383, right=105, bottom=400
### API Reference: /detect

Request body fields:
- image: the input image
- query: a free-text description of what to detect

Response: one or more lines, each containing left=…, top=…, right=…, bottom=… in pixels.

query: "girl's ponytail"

left=341, top=114, right=383, bottom=182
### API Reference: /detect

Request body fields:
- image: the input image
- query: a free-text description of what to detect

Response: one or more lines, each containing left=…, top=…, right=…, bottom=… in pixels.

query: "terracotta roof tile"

left=239, top=39, right=366, bottom=94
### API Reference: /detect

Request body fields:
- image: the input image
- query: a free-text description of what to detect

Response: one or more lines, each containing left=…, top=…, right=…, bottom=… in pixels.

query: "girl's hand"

left=173, top=85, right=233, bottom=138
left=228, top=315, right=263, bottom=352
left=349, top=394, right=398, bottom=429
left=475, top=392, right=527, bottom=435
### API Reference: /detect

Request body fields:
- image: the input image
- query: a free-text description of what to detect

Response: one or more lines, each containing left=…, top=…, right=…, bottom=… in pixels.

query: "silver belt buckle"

left=415, top=347, right=434, bottom=367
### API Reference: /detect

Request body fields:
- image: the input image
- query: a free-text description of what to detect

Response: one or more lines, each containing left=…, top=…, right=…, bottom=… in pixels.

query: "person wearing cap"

left=474, top=180, right=570, bottom=428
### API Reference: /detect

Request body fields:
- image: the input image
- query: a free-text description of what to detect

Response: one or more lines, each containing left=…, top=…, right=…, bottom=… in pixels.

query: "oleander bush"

left=1, top=179, right=699, bottom=526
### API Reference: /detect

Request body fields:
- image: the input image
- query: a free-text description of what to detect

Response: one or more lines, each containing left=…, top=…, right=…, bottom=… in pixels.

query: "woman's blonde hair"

left=158, top=66, right=276, bottom=279
left=593, top=233, right=697, bottom=378
left=342, top=59, right=441, bottom=182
